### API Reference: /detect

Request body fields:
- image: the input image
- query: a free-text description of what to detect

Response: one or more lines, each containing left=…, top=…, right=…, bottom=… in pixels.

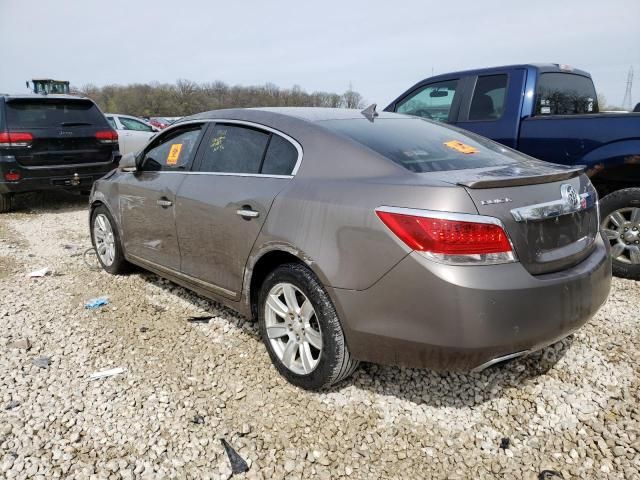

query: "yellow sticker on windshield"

left=444, top=140, right=478, bottom=154
left=167, top=143, right=183, bottom=165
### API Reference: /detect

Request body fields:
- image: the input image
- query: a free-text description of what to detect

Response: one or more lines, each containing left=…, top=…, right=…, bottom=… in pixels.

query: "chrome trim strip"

left=154, top=118, right=303, bottom=176
left=511, top=192, right=594, bottom=222
left=127, top=253, right=236, bottom=298
left=472, top=351, right=529, bottom=373
left=147, top=171, right=293, bottom=179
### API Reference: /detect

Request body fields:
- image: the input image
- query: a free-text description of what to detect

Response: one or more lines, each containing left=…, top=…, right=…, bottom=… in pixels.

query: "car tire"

left=599, top=188, right=640, bottom=280
left=0, top=193, right=12, bottom=213
left=257, top=263, right=359, bottom=390
left=90, top=205, right=129, bottom=274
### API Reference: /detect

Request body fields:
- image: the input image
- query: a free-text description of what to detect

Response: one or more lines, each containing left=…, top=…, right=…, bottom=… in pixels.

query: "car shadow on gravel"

left=336, top=336, right=575, bottom=408
left=10, top=190, right=89, bottom=214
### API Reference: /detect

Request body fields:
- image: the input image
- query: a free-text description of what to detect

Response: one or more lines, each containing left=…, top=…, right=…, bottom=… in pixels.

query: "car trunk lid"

left=3, top=97, right=116, bottom=167
left=432, top=164, right=599, bottom=275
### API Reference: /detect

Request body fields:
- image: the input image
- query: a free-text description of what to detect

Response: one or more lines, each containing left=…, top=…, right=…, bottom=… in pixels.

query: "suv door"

left=118, top=123, right=205, bottom=270
left=175, top=121, right=300, bottom=299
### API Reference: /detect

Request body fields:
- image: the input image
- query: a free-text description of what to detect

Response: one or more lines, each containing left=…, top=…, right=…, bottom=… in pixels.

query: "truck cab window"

left=396, top=80, right=458, bottom=122
left=468, top=74, right=508, bottom=121
left=535, top=73, right=598, bottom=115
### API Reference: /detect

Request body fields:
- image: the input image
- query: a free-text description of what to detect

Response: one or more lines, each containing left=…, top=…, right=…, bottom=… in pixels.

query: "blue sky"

left=1, top=0, right=639, bottom=108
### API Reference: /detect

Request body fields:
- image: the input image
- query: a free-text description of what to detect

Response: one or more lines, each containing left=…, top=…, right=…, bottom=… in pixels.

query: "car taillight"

left=376, top=207, right=516, bottom=265
left=4, top=171, right=21, bottom=181
left=0, top=132, right=34, bottom=148
left=95, top=130, right=118, bottom=144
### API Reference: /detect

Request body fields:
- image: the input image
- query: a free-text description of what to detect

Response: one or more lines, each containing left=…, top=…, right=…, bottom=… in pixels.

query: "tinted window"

left=5, top=100, right=108, bottom=128
left=396, top=80, right=458, bottom=122
left=198, top=124, right=270, bottom=174
left=106, top=116, right=117, bottom=129
left=120, top=117, right=154, bottom=132
left=535, top=73, right=598, bottom=115
left=323, top=118, right=525, bottom=173
left=262, top=135, right=298, bottom=175
left=468, top=74, right=507, bottom=121
left=141, top=126, right=202, bottom=171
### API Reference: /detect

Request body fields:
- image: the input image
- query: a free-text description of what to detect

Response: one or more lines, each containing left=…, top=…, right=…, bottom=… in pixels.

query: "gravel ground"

left=0, top=191, right=639, bottom=480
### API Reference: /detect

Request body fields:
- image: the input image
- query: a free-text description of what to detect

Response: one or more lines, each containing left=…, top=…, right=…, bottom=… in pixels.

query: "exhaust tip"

left=472, top=350, right=529, bottom=373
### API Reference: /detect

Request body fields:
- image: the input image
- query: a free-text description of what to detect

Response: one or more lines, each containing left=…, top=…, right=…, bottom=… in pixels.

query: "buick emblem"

left=561, top=184, right=580, bottom=210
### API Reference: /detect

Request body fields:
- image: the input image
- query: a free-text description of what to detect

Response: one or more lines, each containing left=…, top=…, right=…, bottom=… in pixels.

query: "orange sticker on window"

left=167, top=143, right=183, bottom=165
left=444, top=140, right=478, bottom=154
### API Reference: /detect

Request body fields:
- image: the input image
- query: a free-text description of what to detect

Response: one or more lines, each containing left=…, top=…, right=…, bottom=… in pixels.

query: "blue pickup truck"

left=386, top=63, right=640, bottom=279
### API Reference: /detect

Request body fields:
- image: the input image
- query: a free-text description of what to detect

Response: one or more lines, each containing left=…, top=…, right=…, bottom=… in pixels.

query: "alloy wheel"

left=264, top=282, right=323, bottom=375
left=93, top=213, right=116, bottom=267
left=602, top=207, right=640, bottom=265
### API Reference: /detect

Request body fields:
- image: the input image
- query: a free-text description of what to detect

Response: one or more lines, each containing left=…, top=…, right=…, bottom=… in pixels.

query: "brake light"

left=4, top=171, right=21, bottom=181
left=0, top=132, right=34, bottom=148
left=376, top=207, right=516, bottom=265
left=95, top=130, right=118, bottom=144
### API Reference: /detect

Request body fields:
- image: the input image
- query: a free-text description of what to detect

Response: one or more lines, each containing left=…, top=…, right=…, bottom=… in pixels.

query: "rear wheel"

left=600, top=188, right=640, bottom=279
left=258, top=263, right=359, bottom=390
left=90, top=205, right=129, bottom=274
left=0, top=194, right=12, bottom=213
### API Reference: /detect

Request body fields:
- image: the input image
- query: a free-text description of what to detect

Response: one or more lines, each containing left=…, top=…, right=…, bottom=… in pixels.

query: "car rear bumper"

left=0, top=155, right=117, bottom=194
left=329, top=233, right=612, bottom=371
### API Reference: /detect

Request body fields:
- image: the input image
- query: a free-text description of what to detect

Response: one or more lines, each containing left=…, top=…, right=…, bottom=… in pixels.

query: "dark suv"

left=0, top=94, right=119, bottom=212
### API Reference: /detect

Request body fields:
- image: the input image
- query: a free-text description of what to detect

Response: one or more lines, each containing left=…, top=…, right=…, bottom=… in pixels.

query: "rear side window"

left=5, top=100, right=108, bottom=128
left=396, top=79, right=459, bottom=122
left=322, top=118, right=525, bottom=173
left=468, top=74, right=508, bottom=121
left=141, top=126, right=203, bottom=171
left=120, top=117, right=154, bottom=132
left=198, top=124, right=270, bottom=174
left=535, top=73, right=598, bottom=115
left=106, top=116, right=117, bottom=129
left=262, top=135, right=298, bottom=175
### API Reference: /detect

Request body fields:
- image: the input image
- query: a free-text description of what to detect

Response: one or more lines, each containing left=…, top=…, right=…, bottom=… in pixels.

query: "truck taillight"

left=0, top=132, right=34, bottom=148
left=95, top=130, right=118, bottom=144
left=375, top=207, right=516, bottom=265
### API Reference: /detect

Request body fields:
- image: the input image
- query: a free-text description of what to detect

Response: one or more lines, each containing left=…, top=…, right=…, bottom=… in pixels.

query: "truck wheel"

left=0, top=194, right=12, bottom=213
left=599, top=188, right=640, bottom=280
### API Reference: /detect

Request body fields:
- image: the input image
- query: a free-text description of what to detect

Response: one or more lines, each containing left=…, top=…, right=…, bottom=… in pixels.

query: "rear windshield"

left=5, top=99, right=108, bottom=129
left=535, top=73, right=598, bottom=115
left=321, top=117, right=525, bottom=173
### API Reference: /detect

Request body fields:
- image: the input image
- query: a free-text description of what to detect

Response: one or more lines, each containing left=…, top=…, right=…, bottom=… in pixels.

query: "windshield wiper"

left=60, top=122, right=93, bottom=126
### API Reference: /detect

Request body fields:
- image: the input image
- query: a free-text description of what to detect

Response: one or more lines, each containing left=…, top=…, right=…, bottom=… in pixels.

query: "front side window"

left=535, top=73, right=598, bottom=115
left=141, top=126, right=203, bottom=171
left=396, top=79, right=459, bottom=122
left=198, top=124, right=270, bottom=174
left=468, top=74, right=508, bottom=121
left=120, top=117, right=154, bottom=132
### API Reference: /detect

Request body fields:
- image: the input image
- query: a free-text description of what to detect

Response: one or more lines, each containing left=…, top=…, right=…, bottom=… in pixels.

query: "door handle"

left=236, top=208, right=260, bottom=219
left=157, top=198, right=173, bottom=208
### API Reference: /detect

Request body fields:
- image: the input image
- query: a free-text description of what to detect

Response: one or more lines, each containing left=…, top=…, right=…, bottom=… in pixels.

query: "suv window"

left=5, top=99, right=107, bottom=128
left=261, top=135, right=298, bottom=175
left=468, top=74, right=508, bottom=121
left=396, top=80, right=458, bottom=122
left=535, top=73, right=598, bottom=115
left=197, top=124, right=270, bottom=174
left=141, top=125, right=203, bottom=172
left=120, top=117, right=154, bottom=132
left=323, top=117, right=525, bottom=173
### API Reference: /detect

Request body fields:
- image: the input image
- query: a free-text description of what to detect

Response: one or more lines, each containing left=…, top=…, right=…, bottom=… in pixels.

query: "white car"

left=105, top=114, right=159, bottom=155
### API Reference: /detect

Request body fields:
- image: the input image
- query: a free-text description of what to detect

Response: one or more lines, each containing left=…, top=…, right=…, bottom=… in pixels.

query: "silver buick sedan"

left=89, top=107, right=611, bottom=390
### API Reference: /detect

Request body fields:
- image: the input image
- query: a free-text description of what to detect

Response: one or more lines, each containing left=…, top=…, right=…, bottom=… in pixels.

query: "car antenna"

left=361, top=103, right=379, bottom=122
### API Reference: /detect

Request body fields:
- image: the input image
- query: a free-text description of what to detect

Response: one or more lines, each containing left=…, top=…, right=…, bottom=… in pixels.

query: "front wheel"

left=600, top=188, right=640, bottom=279
left=90, top=205, right=129, bottom=274
left=258, top=263, right=359, bottom=390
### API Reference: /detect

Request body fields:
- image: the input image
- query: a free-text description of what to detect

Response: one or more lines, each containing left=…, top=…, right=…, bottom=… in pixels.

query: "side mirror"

left=119, top=152, right=137, bottom=172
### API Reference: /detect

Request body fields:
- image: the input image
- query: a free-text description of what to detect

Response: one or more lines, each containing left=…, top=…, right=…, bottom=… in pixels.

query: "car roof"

left=421, top=63, right=592, bottom=82
left=1, top=93, right=91, bottom=101
left=184, top=107, right=400, bottom=124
